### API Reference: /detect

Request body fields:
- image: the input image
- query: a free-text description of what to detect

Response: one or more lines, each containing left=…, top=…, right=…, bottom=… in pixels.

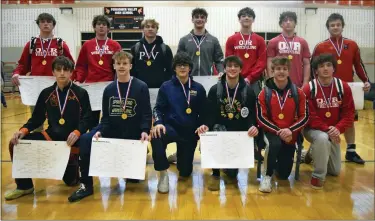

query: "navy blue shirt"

left=99, top=77, right=152, bottom=139
left=153, top=75, right=206, bottom=132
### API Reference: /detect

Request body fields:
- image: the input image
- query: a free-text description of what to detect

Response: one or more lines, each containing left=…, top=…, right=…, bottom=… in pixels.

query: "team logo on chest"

left=278, top=41, right=301, bottom=55
left=109, top=96, right=137, bottom=118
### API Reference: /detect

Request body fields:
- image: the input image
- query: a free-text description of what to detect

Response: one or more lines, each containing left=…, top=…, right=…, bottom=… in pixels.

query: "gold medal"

left=337, top=59, right=342, bottom=65
left=228, top=113, right=234, bottom=119
left=146, top=60, right=152, bottom=66
left=278, top=113, right=284, bottom=120
left=196, top=51, right=200, bottom=56
left=186, top=108, right=192, bottom=114
left=244, top=53, right=249, bottom=59
left=121, top=113, right=128, bottom=120
left=98, top=60, right=104, bottom=65
left=59, top=118, right=65, bottom=125
left=42, top=60, right=47, bottom=65
left=288, top=55, right=293, bottom=60
left=325, top=111, right=331, bottom=118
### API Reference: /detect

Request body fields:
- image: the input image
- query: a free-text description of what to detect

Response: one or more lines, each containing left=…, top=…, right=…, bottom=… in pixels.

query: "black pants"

left=264, top=132, right=295, bottom=179
left=89, top=110, right=101, bottom=131
left=9, top=132, right=79, bottom=190
left=151, top=125, right=198, bottom=177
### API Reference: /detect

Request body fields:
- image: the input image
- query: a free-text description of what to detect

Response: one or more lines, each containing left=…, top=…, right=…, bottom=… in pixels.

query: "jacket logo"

left=190, top=90, right=197, bottom=96
left=50, top=95, right=58, bottom=107
left=109, top=96, right=137, bottom=118
left=344, top=44, right=348, bottom=49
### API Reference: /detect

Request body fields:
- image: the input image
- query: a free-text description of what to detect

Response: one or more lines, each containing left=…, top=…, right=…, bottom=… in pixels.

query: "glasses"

left=176, top=64, right=189, bottom=68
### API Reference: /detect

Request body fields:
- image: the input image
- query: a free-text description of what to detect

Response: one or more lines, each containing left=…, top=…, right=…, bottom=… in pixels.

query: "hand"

left=327, top=126, right=340, bottom=137
left=66, top=132, right=79, bottom=147
left=283, top=135, right=293, bottom=143
left=152, top=124, right=166, bottom=138
left=11, top=74, right=20, bottom=86
left=94, top=131, right=101, bottom=140
left=247, top=126, right=258, bottom=137
left=195, top=125, right=209, bottom=135
left=244, top=78, right=250, bottom=85
left=277, top=128, right=292, bottom=140
left=140, top=132, right=149, bottom=143
left=363, top=81, right=371, bottom=92
left=329, top=134, right=341, bottom=144
left=218, top=72, right=224, bottom=79
left=10, top=131, right=26, bottom=145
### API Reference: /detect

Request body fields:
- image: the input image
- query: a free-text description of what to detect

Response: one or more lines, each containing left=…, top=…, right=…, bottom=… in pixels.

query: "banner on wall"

left=104, top=7, right=144, bottom=30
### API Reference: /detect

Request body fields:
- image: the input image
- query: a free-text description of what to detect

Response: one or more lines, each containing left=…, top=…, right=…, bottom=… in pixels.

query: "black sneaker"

left=345, top=152, right=365, bottom=164
left=68, top=183, right=93, bottom=202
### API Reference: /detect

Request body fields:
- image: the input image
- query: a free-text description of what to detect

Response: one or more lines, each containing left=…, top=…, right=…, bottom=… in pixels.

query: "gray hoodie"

left=177, top=30, right=224, bottom=76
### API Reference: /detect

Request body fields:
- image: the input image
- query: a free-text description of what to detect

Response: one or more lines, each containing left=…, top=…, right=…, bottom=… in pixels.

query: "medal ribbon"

left=179, top=77, right=191, bottom=106
left=142, top=44, right=157, bottom=60
left=190, top=33, right=207, bottom=51
left=317, top=79, right=334, bottom=110
left=225, top=82, right=239, bottom=110
left=281, top=34, right=295, bottom=55
left=117, top=77, right=133, bottom=112
left=275, top=90, right=290, bottom=112
left=328, top=37, right=344, bottom=58
left=240, top=32, right=253, bottom=54
left=55, top=81, right=72, bottom=118
left=40, top=36, right=53, bottom=59
left=95, top=38, right=109, bottom=59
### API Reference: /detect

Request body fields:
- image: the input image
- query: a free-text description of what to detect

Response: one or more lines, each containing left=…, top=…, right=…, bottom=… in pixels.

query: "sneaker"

left=301, top=148, right=313, bottom=164
left=345, top=151, right=365, bottom=164
left=311, top=177, right=324, bottom=190
left=68, top=183, right=93, bottom=202
left=157, top=172, right=169, bottom=193
left=207, top=176, right=220, bottom=191
left=4, top=188, right=34, bottom=200
left=259, top=175, right=272, bottom=193
left=167, top=152, right=177, bottom=164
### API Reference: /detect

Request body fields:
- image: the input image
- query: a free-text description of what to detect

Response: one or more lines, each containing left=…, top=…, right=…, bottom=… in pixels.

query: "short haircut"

left=224, top=56, right=243, bottom=69
left=192, top=8, right=208, bottom=18
left=311, top=54, right=337, bottom=72
left=52, top=56, right=74, bottom=72
left=35, top=13, right=56, bottom=27
left=141, top=19, right=159, bottom=30
left=326, top=13, right=345, bottom=29
left=279, top=11, right=297, bottom=26
left=237, top=7, right=256, bottom=19
left=92, top=15, right=111, bottom=28
left=271, top=56, right=291, bottom=70
left=112, top=51, right=133, bottom=63
left=172, top=52, right=193, bottom=70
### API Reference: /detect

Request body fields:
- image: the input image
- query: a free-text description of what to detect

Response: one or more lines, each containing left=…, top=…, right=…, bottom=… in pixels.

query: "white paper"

left=89, top=138, right=148, bottom=180
left=193, top=76, right=219, bottom=94
left=200, top=132, right=254, bottom=169
left=18, top=76, right=55, bottom=106
left=149, top=88, right=159, bottom=110
left=79, top=81, right=111, bottom=111
left=347, top=82, right=364, bottom=110
left=12, top=140, right=71, bottom=180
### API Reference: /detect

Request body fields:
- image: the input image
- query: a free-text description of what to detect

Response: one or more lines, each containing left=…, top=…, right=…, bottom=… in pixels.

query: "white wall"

left=1, top=2, right=374, bottom=59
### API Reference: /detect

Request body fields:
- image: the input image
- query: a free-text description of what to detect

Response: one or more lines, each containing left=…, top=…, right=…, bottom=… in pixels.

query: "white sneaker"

left=167, top=152, right=177, bottom=163
left=259, top=175, right=272, bottom=193
left=158, top=172, right=169, bottom=193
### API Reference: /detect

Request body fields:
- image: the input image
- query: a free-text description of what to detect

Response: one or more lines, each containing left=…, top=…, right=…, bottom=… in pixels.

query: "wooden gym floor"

left=1, top=93, right=374, bottom=220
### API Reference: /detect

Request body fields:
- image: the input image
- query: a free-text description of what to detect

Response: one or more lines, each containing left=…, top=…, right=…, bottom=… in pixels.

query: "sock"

left=347, top=143, right=356, bottom=152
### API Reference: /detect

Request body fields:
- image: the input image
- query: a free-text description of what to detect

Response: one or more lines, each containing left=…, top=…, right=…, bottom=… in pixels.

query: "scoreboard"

left=104, top=7, right=145, bottom=30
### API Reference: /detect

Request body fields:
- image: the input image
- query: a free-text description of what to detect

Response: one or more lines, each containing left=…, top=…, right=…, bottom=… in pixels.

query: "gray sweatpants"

left=303, top=128, right=341, bottom=180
